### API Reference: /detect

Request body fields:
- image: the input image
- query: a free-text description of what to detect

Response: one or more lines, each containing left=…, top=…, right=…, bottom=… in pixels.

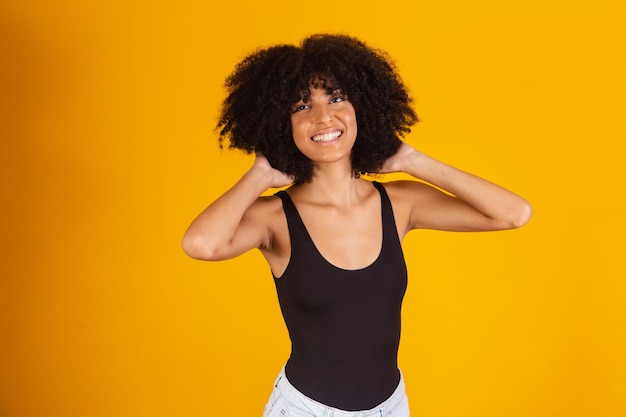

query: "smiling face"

left=290, top=80, right=357, bottom=168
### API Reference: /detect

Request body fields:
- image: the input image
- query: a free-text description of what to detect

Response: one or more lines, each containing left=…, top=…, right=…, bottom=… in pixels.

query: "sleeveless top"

left=273, top=181, right=408, bottom=411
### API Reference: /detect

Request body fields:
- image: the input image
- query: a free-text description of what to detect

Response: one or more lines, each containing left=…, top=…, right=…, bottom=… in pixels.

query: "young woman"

left=183, top=34, right=532, bottom=417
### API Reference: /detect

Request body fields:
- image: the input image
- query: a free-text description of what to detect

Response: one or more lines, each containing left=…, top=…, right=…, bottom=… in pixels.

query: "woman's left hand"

left=378, top=142, right=419, bottom=174
left=377, top=141, right=533, bottom=232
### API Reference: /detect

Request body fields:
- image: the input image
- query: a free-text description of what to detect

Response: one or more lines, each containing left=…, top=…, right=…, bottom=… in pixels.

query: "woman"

left=183, top=34, right=531, bottom=417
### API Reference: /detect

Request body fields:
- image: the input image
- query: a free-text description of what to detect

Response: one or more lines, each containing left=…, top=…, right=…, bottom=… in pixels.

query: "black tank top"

left=273, top=181, right=407, bottom=411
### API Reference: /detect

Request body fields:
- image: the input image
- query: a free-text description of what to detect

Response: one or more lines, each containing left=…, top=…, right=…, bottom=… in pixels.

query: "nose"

left=313, top=104, right=333, bottom=124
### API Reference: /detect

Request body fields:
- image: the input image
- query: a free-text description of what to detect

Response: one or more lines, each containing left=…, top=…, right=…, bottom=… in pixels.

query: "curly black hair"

left=217, top=34, right=418, bottom=184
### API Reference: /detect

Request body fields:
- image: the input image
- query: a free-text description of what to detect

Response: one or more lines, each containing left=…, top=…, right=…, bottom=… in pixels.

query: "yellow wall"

left=1, top=0, right=625, bottom=416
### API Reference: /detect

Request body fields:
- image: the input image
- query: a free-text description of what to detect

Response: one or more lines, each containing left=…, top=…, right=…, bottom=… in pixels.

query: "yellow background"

left=1, top=0, right=625, bottom=416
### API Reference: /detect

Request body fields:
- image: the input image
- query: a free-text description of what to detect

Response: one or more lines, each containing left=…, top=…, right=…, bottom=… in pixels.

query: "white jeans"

left=262, top=367, right=410, bottom=417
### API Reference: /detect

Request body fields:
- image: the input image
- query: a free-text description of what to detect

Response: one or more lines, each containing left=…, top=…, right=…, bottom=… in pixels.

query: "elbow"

left=182, top=233, right=218, bottom=261
left=509, top=200, right=533, bottom=229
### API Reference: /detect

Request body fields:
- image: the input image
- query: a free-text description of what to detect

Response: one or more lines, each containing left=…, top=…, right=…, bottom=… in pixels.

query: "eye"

left=292, top=104, right=310, bottom=113
left=330, top=96, right=344, bottom=103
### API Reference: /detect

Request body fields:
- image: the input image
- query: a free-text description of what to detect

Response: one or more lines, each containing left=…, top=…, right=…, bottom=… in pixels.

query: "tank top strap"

left=372, top=181, right=391, bottom=210
left=371, top=181, right=402, bottom=247
left=274, top=190, right=299, bottom=225
left=274, top=190, right=314, bottom=253
left=276, top=183, right=395, bottom=231
left=274, top=190, right=293, bottom=210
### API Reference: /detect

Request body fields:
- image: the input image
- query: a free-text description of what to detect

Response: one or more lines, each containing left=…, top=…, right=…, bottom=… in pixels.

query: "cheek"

left=291, top=138, right=312, bottom=161
left=342, top=104, right=358, bottom=128
left=290, top=118, right=309, bottom=140
left=343, top=110, right=358, bottom=135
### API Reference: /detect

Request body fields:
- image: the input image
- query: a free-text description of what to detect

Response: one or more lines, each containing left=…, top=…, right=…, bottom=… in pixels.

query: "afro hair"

left=217, top=34, right=418, bottom=184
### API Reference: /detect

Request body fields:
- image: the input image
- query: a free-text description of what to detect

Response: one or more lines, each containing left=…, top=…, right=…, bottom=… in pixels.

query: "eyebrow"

left=296, top=87, right=345, bottom=103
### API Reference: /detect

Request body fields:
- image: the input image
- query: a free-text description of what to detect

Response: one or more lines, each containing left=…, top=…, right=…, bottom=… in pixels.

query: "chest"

left=300, top=207, right=382, bottom=271
left=276, top=207, right=407, bottom=312
left=273, top=185, right=408, bottom=310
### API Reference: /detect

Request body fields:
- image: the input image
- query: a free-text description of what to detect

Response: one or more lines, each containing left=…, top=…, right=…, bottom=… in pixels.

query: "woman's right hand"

left=182, top=153, right=293, bottom=261
left=250, top=154, right=294, bottom=189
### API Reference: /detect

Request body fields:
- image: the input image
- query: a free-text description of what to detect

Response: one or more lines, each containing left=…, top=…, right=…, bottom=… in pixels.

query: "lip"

left=310, top=129, right=343, bottom=143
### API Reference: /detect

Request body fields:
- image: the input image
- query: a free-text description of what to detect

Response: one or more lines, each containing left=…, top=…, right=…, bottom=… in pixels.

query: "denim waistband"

left=273, top=367, right=408, bottom=417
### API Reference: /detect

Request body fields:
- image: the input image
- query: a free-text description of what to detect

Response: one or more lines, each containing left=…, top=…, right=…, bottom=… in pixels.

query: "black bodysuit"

left=274, top=181, right=408, bottom=411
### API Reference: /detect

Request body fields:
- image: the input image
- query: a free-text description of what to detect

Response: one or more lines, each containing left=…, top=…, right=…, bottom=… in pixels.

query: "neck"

left=298, top=162, right=366, bottom=206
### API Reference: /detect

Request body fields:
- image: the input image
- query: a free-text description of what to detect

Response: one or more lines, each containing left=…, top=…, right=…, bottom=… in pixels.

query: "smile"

left=311, top=130, right=342, bottom=142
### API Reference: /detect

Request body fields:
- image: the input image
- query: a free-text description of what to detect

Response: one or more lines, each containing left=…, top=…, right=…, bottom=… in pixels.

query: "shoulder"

left=372, top=181, right=420, bottom=237
left=245, top=193, right=285, bottom=222
left=377, top=180, right=438, bottom=204
left=244, top=193, right=288, bottom=252
left=376, top=180, right=448, bottom=235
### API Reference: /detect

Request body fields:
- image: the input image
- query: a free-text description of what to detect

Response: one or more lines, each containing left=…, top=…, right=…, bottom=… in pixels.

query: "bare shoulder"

left=245, top=193, right=290, bottom=274
left=248, top=193, right=284, bottom=212
left=244, top=193, right=288, bottom=251
left=378, top=180, right=448, bottom=235
left=379, top=179, right=440, bottom=206
left=376, top=180, right=425, bottom=237
left=244, top=194, right=286, bottom=228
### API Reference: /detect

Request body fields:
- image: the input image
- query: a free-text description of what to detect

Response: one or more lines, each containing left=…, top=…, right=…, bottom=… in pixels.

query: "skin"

left=182, top=85, right=533, bottom=277
left=290, top=86, right=357, bottom=168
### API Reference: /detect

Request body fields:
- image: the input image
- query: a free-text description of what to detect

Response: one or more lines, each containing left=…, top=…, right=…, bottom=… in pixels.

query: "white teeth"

left=311, top=131, right=342, bottom=142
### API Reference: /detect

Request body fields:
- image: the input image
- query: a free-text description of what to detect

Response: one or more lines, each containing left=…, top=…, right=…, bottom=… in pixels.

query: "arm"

left=380, top=142, right=532, bottom=233
left=182, top=155, right=293, bottom=261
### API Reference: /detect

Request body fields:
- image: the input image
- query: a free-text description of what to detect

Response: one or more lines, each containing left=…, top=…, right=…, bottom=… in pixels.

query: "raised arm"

left=380, top=142, right=532, bottom=233
left=182, top=155, right=293, bottom=261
